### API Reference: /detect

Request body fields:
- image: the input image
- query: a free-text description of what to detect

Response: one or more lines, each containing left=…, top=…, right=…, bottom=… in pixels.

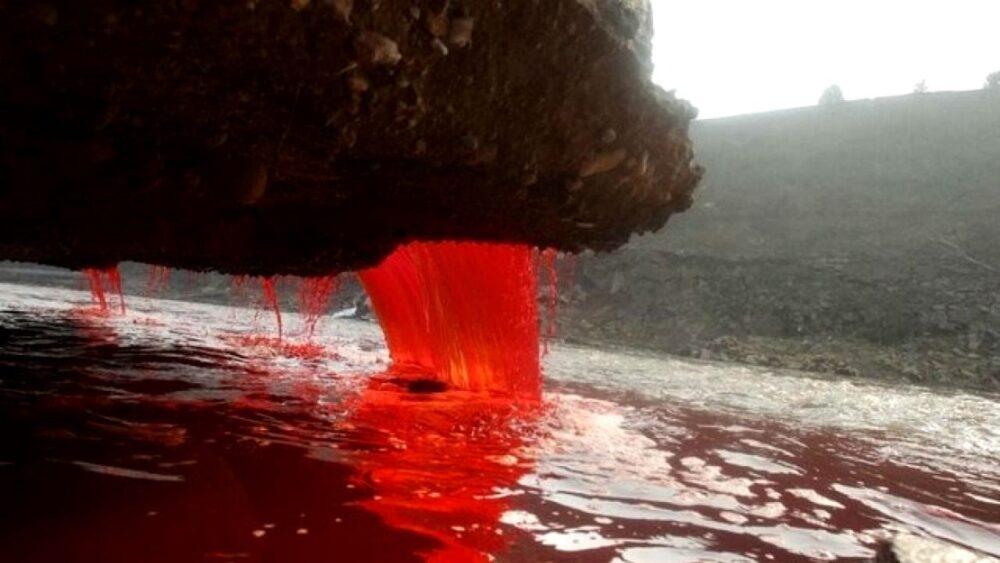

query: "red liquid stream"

left=260, top=277, right=283, bottom=341
left=359, top=241, right=540, bottom=398
left=298, top=275, right=339, bottom=338
left=82, top=266, right=126, bottom=314
left=82, top=268, right=107, bottom=311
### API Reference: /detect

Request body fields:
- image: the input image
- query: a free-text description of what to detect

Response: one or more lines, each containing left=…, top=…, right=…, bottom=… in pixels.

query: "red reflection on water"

left=346, top=379, right=537, bottom=562
left=5, top=293, right=999, bottom=562
left=359, top=242, right=540, bottom=398
left=82, top=266, right=126, bottom=314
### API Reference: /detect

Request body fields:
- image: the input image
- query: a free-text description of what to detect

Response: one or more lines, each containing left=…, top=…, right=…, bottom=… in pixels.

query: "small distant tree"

left=818, top=85, right=844, bottom=105
left=985, top=71, right=1000, bottom=91
left=913, top=80, right=928, bottom=94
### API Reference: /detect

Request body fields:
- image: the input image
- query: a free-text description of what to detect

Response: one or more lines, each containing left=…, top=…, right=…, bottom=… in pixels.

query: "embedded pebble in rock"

left=330, top=0, right=353, bottom=21
left=448, top=17, right=475, bottom=47
left=354, top=32, right=402, bottom=66
left=431, top=37, right=449, bottom=56
left=580, top=149, right=629, bottom=178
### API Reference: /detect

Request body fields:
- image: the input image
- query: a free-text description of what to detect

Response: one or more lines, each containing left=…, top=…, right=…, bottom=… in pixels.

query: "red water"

left=82, top=268, right=107, bottom=310
left=221, top=275, right=336, bottom=357
left=359, top=242, right=540, bottom=398
left=260, top=277, right=283, bottom=341
left=222, top=334, right=327, bottom=360
left=82, top=266, right=126, bottom=314
left=298, top=276, right=339, bottom=339
left=1, top=282, right=998, bottom=562
left=347, top=381, right=535, bottom=562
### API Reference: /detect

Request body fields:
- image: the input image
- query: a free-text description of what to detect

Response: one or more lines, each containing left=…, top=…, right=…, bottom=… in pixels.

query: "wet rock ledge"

left=0, top=0, right=701, bottom=275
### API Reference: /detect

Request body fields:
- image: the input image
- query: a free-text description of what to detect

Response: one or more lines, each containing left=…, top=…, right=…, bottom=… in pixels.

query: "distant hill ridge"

left=650, top=88, right=1000, bottom=261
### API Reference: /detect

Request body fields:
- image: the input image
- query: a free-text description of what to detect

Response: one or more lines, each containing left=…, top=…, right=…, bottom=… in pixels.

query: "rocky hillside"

left=561, top=90, right=1000, bottom=390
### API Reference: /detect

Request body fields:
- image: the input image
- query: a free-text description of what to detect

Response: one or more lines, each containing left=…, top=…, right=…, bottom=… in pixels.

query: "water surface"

left=0, top=283, right=997, bottom=562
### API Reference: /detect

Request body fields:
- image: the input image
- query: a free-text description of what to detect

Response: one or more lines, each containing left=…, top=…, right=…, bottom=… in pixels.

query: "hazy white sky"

left=651, top=0, right=1000, bottom=119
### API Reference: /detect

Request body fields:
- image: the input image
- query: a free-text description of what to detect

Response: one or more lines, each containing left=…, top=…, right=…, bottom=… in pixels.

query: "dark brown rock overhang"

left=0, top=0, right=702, bottom=275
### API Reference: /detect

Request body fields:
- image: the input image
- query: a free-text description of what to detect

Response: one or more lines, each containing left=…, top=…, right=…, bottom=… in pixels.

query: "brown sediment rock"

left=0, top=0, right=701, bottom=275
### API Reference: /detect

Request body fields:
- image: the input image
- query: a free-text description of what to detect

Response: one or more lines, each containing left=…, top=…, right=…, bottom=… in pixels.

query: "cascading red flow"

left=359, top=241, right=541, bottom=398
left=299, top=275, right=339, bottom=338
left=82, top=266, right=126, bottom=314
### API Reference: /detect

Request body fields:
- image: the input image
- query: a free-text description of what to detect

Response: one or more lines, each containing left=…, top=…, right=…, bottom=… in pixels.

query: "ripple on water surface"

left=0, top=282, right=997, bottom=562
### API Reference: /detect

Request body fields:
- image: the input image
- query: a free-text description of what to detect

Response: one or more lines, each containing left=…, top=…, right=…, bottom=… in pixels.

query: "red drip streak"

left=298, top=275, right=339, bottom=338
left=359, top=241, right=540, bottom=398
left=83, top=268, right=107, bottom=310
left=260, top=277, right=283, bottom=340
left=81, top=266, right=125, bottom=314
left=540, top=248, right=558, bottom=354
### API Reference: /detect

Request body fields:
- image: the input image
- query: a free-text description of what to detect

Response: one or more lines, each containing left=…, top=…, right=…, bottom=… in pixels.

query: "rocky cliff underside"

left=0, top=0, right=701, bottom=275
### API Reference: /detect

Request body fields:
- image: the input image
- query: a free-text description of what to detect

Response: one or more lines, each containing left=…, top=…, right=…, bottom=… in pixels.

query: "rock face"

left=0, top=0, right=701, bottom=275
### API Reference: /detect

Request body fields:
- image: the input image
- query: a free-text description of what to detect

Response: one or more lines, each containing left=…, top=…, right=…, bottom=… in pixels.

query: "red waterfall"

left=359, top=242, right=540, bottom=398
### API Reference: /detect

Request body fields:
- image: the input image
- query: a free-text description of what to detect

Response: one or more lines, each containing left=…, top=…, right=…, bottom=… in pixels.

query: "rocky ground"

left=557, top=251, right=1000, bottom=392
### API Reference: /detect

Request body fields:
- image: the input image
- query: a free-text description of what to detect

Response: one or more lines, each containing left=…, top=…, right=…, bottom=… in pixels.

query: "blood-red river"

left=0, top=282, right=997, bottom=562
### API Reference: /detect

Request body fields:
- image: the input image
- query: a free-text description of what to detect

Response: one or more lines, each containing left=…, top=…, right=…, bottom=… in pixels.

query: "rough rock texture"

left=0, top=0, right=701, bottom=275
